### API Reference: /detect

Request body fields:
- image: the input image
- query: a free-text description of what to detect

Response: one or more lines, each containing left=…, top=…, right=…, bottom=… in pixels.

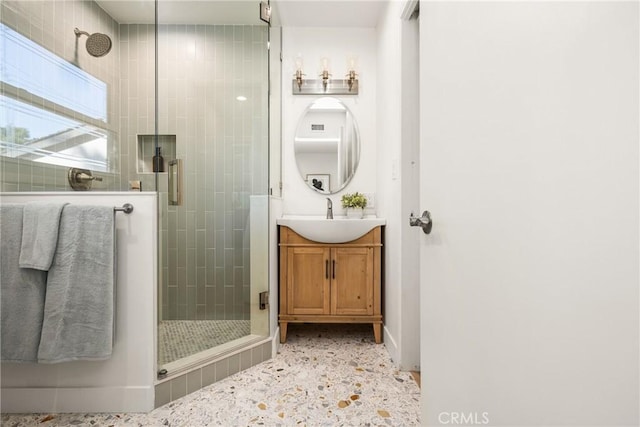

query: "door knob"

left=409, top=210, right=432, bottom=234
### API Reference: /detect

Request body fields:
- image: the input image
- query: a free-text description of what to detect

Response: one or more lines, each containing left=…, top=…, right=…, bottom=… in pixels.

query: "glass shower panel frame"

left=155, top=14, right=270, bottom=370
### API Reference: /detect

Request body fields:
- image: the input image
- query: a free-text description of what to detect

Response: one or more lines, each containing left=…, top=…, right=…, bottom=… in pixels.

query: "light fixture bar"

left=291, top=78, right=359, bottom=95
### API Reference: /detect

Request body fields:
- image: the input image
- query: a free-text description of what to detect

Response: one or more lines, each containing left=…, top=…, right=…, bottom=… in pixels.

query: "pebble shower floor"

left=158, top=320, right=251, bottom=365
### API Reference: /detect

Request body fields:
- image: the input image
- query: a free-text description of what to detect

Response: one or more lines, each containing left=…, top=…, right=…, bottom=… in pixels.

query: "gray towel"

left=0, top=204, right=48, bottom=362
left=37, top=204, right=115, bottom=363
left=19, top=201, right=68, bottom=270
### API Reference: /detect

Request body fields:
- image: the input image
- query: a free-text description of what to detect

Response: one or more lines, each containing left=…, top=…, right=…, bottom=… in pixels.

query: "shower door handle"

left=168, top=159, right=182, bottom=206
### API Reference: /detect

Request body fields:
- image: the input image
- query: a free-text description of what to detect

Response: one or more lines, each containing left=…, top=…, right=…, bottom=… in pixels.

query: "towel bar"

left=113, top=203, right=133, bottom=214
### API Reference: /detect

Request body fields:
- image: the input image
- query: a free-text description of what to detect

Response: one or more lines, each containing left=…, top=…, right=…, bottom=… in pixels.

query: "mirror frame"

left=293, top=97, right=360, bottom=195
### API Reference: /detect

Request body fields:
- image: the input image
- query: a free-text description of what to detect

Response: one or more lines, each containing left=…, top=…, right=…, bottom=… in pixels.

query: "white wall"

left=376, top=0, right=402, bottom=365
left=250, top=195, right=270, bottom=337
left=420, top=2, right=639, bottom=425
left=269, top=196, right=283, bottom=355
left=376, top=0, right=420, bottom=370
left=1, top=192, right=157, bottom=413
left=398, top=2, right=421, bottom=372
left=281, top=27, right=377, bottom=216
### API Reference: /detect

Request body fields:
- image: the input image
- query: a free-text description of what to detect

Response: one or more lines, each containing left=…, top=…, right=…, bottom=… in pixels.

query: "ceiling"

left=95, top=0, right=388, bottom=27
left=96, top=1, right=260, bottom=25
left=273, top=0, right=387, bottom=27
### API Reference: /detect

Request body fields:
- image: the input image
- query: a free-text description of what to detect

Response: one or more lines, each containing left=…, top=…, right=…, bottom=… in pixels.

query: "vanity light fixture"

left=346, top=55, right=358, bottom=92
left=294, top=55, right=305, bottom=92
left=319, top=57, right=331, bottom=91
left=291, top=55, right=359, bottom=95
left=346, top=69, right=358, bottom=92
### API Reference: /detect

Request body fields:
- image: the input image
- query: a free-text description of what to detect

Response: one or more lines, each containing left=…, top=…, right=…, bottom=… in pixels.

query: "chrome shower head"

left=74, top=27, right=112, bottom=57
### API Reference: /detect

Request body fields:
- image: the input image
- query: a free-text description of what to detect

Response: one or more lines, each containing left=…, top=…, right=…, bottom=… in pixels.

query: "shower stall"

left=0, top=0, right=271, bottom=398
left=153, top=8, right=271, bottom=374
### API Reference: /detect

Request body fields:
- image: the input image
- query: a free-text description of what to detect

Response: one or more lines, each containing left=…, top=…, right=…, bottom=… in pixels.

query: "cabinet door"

left=331, top=247, right=374, bottom=315
left=287, top=247, right=331, bottom=315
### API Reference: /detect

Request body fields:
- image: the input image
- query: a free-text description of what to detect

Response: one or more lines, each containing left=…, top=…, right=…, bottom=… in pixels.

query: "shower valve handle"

left=77, top=172, right=102, bottom=182
left=68, top=168, right=102, bottom=190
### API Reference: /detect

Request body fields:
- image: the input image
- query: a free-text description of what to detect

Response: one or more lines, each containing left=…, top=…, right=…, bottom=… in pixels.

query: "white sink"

left=276, top=215, right=386, bottom=243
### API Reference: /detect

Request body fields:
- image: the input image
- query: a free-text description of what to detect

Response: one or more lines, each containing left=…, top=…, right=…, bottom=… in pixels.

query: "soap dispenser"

left=152, top=146, right=165, bottom=172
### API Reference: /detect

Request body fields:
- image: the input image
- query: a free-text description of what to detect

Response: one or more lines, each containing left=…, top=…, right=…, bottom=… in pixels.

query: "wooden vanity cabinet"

left=278, top=226, right=383, bottom=344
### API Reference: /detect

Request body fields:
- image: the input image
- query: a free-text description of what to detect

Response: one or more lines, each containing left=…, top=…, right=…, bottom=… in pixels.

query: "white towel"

left=19, top=201, right=68, bottom=270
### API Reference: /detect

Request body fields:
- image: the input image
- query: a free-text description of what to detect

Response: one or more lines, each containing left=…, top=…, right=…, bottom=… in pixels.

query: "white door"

left=418, top=2, right=638, bottom=426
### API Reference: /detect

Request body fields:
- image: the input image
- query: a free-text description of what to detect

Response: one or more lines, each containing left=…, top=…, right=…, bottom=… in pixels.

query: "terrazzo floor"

left=158, top=320, right=250, bottom=365
left=1, top=324, right=421, bottom=426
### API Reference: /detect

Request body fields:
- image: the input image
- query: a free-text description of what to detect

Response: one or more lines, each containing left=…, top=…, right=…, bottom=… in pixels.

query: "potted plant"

left=341, top=192, right=367, bottom=219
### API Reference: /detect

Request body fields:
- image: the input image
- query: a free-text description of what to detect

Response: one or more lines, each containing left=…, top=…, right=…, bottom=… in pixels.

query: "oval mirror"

left=294, top=97, right=360, bottom=194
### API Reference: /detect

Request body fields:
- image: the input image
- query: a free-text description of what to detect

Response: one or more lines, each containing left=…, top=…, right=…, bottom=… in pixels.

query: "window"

left=0, top=23, right=115, bottom=172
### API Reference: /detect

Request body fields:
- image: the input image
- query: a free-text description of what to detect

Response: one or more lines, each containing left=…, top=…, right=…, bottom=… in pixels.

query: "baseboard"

left=1, top=386, right=154, bottom=413
left=383, top=325, right=399, bottom=367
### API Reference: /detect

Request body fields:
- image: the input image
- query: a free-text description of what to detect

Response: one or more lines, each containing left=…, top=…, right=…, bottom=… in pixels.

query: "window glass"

left=0, top=23, right=107, bottom=121
left=0, top=23, right=114, bottom=172
left=0, top=96, right=110, bottom=171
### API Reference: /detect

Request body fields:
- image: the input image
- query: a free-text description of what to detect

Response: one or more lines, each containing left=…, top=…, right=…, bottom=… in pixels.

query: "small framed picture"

left=306, top=174, right=330, bottom=192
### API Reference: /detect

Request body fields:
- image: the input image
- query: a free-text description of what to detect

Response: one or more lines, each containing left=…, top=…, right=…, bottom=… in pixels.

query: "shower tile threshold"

left=2, top=324, right=421, bottom=426
left=159, top=333, right=268, bottom=382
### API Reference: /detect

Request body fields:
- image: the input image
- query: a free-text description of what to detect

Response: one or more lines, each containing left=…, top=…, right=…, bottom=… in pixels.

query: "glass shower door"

left=155, top=11, right=270, bottom=371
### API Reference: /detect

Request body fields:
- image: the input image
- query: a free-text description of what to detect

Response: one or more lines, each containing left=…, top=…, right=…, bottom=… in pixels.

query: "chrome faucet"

left=326, top=198, right=333, bottom=219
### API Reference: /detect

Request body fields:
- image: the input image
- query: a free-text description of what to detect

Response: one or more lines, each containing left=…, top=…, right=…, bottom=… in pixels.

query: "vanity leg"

left=280, top=322, right=288, bottom=344
left=373, top=323, right=382, bottom=344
